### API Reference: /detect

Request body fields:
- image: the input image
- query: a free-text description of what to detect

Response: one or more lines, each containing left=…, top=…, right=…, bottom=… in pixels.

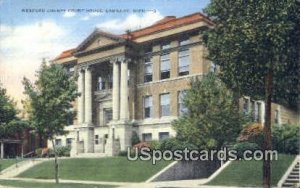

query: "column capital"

left=84, top=65, right=93, bottom=72
left=121, top=58, right=131, bottom=63
left=110, top=57, right=119, bottom=64
left=77, top=66, right=85, bottom=73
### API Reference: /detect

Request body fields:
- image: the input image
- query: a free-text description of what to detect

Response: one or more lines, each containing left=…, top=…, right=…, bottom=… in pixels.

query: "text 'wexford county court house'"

left=51, top=12, right=299, bottom=157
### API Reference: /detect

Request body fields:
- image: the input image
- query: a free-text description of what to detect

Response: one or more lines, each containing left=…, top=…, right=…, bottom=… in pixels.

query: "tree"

left=204, top=1, right=300, bottom=187
left=0, top=85, right=28, bottom=139
left=23, top=62, right=78, bottom=183
left=173, top=73, right=247, bottom=150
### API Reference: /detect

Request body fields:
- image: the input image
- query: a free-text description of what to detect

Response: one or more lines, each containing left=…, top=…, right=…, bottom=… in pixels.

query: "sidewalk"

left=1, top=177, right=131, bottom=187
left=0, top=177, right=258, bottom=188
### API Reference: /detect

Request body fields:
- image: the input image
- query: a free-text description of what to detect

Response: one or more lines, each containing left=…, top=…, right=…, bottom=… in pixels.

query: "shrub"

left=48, top=148, right=55, bottom=157
left=159, top=138, right=198, bottom=151
left=159, top=138, right=179, bottom=151
left=238, top=123, right=264, bottom=148
left=55, top=146, right=71, bottom=157
left=119, top=148, right=144, bottom=157
left=35, top=148, right=43, bottom=157
left=119, top=150, right=128, bottom=157
left=233, top=141, right=261, bottom=159
left=272, top=124, right=300, bottom=154
left=133, top=142, right=150, bottom=150
left=149, top=140, right=161, bottom=150
left=282, top=137, right=300, bottom=154
left=173, top=142, right=198, bottom=150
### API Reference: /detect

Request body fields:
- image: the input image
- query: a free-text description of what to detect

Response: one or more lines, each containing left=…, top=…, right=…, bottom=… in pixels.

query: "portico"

left=77, top=57, right=131, bottom=124
left=75, top=56, right=133, bottom=155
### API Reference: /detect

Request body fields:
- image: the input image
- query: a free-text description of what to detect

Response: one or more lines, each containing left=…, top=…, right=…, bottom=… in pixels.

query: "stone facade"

left=49, top=13, right=299, bottom=156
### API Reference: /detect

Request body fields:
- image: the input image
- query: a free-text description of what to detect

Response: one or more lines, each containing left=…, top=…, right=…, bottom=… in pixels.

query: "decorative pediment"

left=75, top=28, right=125, bottom=53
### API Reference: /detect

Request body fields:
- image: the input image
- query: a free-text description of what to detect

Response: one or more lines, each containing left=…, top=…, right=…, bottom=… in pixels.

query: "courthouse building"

left=52, top=12, right=299, bottom=156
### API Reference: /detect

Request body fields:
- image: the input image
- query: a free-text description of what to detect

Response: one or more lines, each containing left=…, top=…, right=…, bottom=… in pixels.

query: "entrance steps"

left=278, top=156, right=300, bottom=188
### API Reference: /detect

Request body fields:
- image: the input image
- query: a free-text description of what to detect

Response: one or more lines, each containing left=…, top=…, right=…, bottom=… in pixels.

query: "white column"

left=112, top=60, right=120, bottom=121
left=0, top=142, right=4, bottom=159
left=120, top=59, right=129, bottom=120
left=78, top=70, right=85, bottom=124
left=85, top=67, right=92, bottom=125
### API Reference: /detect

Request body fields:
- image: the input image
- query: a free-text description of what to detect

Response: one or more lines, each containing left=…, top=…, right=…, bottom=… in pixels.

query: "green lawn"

left=207, top=154, right=296, bottom=187
left=0, top=180, right=114, bottom=188
left=0, top=159, right=22, bottom=172
left=18, top=157, right=171, bottom=182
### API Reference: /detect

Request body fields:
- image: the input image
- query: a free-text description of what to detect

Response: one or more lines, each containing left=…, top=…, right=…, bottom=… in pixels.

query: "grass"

left=0, top=159, right=22, bottom=172
left=18, top=157, right=171, bottom=182
left=0, top=180, right=115, bottom=188
left=207, top=154, right=296, bottom=187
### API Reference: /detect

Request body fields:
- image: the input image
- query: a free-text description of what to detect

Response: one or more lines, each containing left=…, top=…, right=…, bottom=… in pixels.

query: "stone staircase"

left=279, top=156, right=300, bottom=188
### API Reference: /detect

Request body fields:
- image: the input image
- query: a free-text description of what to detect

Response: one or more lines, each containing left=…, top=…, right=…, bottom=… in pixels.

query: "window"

left=144, top=57, right=152, bottom=82
left=210, top=63, right=217, bottom=73
left=179, top=38, right=190, bottom=46
left=275, top=110, right=280, bottom=124
left=159, top=132, right=169, bottom=141
left=55, top=139, right=62, bottom=146
left=178, top=49, right=189, bottom=76
left=65, top=66, right=75, bottom=76
left=257, top=102, right=262, bottom=122
left=243, top=98, right=250, bottom=114
left=178, top=90, right=188, bottom=116
left=142, top=133, right=152, bottom=142
left=97, top=76, right=105, bottom=91
left=127, top=69, right=130, bottom=83
left=104, top=108, right=112, bottom=125
left=160, top=54, right=170, bottom=79
left=66, top=108, right=74, bottom=126
left=95, top=135, right=99, bottom=145
left=108, top=74, right=113, bottom=89
left=160, top=93, right=170, bottom=117
left=66, top=138, right=72, bottom=146
left=161, top=42, right=170, bottom=50
left=144, top=96, right=153, bottom=118
left=76, top=130, right=80, bottom=141
left=68, top=66, right=75, bottom=73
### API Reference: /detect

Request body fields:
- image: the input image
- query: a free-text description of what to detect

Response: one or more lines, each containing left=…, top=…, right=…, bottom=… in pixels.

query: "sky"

left=0, top=0, right=210, bottom=108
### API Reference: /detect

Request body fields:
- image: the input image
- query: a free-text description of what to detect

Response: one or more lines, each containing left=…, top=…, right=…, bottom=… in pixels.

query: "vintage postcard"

left=0, top=0, right=299, bottom=188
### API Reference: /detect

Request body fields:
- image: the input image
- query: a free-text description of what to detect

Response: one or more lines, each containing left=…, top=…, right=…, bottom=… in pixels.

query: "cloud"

left=81, top=12, right=103, bottom=21
left=89, top=12, right=102, bottom=17
left=0, top=20, right=76, bottom=107
left=97, top=11, right=164, bottom=33
left=63, top=11, right=76, bottom=18
left=81, top=16, right=90, bottom=21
